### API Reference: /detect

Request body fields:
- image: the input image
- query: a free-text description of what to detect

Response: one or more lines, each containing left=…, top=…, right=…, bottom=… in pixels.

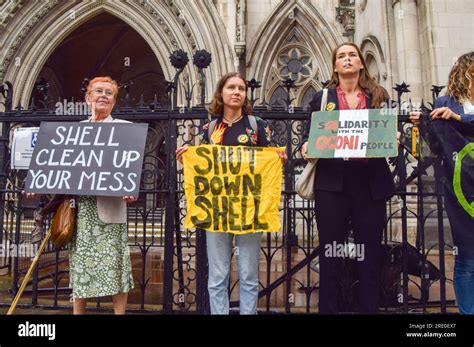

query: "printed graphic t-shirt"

left=199, top=115, right=271, bottom=147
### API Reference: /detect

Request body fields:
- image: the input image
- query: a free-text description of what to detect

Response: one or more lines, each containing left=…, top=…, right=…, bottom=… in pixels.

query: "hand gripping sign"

left=25, top=122, right=148, bottom=197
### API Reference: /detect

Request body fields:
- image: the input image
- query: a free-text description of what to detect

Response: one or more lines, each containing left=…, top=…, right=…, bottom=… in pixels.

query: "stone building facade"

left=0, top=0, right=472, bottom=311
left=0, top=0, right=472, bottom=110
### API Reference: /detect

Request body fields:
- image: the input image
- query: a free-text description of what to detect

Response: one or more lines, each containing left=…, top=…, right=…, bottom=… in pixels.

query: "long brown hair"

left=327, top=43, right=389, bottom=108
left=447, top=52, right=474, bottom=104
left=208, top=72, right=252, bottom=116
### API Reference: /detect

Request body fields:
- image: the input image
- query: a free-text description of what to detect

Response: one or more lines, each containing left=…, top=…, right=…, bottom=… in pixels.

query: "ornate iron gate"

left=0, top=51, right=455, bottom=314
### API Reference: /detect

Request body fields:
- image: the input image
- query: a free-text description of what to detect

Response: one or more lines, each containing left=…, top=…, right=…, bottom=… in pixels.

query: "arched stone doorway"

left=1, top=1, right=234, bottom=109
left=27, top=12, right=171, bottom=224
left=31, top=12, right=167, bottom=108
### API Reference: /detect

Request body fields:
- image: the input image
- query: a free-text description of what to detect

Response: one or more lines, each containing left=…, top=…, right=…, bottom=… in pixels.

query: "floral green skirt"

left=69, top=196, right=134, bottom=299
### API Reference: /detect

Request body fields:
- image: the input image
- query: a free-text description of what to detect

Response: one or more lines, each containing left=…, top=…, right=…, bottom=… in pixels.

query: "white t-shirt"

left=463, top=99, right=474, bottom=115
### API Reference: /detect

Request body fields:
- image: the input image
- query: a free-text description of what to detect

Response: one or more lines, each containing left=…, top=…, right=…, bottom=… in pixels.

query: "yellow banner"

left=183, top=145, right=283, bottom=234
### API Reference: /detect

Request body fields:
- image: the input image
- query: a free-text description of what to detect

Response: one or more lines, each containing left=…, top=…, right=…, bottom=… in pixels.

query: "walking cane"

left=7, top=227, right=52, bottom=315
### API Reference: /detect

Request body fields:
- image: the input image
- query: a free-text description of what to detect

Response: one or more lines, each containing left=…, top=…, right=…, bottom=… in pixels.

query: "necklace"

left=223, top=114, right=243, bottom=127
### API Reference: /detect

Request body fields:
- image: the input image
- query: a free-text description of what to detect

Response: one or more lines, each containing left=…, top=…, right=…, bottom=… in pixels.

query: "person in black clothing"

left=300, top=43, right=396, bottom=314
left=177, top=72, right=286, bottom=314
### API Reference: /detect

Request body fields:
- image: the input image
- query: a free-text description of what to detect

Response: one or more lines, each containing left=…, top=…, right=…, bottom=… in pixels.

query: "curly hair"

left=447, top=52, right=474, bottom=104
left=208, top=73, right=252, bottom=116
left=326, top=43, right=389, bottom=108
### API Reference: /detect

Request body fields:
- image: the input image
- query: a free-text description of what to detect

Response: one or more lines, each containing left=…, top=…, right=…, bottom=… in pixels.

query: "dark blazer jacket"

left=434, top=95, right=474, bottom=124
left=302, top=88, right=396, bottom=201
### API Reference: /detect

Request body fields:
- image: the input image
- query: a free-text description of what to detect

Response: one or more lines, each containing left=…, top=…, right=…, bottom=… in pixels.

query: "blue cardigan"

left=434, top=95, right=474, bottom=124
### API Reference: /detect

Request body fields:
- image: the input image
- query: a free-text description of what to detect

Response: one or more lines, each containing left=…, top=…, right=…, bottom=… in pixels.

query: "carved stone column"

left=336, top=0, right=356, bottom=42
left=392, top=0, right=423, bottom=101
left=234, top=0, right=246, bottom=75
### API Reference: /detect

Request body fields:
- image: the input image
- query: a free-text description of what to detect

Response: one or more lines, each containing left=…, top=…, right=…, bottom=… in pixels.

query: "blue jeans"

left=206, top=231, right=262, bottom=315
left=454, top=254, right=474, bottom=314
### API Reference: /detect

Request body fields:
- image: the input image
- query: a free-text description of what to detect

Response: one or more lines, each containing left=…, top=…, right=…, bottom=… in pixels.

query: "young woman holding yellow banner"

left=300, top=43, right=395, bottom=314
left=177, top=72, right=286, bottom=314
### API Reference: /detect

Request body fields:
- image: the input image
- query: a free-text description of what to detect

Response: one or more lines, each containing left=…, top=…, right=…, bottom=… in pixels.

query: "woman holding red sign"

left=300, top=43, right=396, bottom=314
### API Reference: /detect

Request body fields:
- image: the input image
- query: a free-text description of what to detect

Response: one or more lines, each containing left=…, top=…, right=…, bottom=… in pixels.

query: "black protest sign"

left=25, top=122, right=148, bottom=196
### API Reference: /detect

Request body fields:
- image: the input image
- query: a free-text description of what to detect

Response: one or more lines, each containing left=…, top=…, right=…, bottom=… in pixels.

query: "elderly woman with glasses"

left=28, top=76, right=137, bottom=314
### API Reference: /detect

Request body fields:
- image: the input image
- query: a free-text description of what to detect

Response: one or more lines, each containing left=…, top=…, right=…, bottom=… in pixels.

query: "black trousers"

left=314, top=161, right=386, bottom=314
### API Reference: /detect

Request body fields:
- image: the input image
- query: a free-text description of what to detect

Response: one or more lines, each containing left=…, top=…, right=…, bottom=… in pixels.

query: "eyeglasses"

left=91, top=88, right=114, bottom=97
